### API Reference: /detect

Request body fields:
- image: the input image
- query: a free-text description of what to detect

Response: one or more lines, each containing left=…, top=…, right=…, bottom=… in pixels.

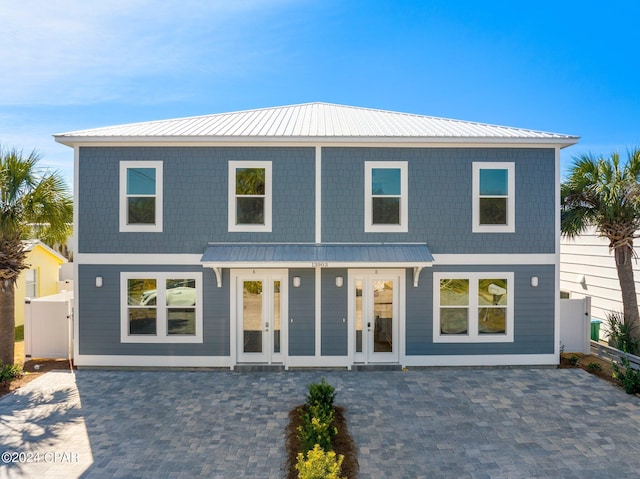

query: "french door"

left=235, top=270, right=287, bottom=364
left=351, top=270, right=401, bottom=363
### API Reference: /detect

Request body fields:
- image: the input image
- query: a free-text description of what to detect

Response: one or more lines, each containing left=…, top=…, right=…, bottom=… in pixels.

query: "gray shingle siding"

left=321, top=268, right=348, bottom=356
left=321, top=147, right=555, bottom=253
left=78, top=146, right=316, bottom=253
left=78, top=265, right=229, bottom=356
left=288, top=269, right=316, bottom=356
left=405, top=265, right=555, bottom=355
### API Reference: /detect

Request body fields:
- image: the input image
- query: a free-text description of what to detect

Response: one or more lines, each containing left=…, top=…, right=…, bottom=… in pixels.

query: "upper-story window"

left=119, top=161, right=163, bottom=232
left=228, top=161, right=272, bottom=232
left=365, top=161, right=408, bottom=233
left=472, top=162, right=515, bottom=233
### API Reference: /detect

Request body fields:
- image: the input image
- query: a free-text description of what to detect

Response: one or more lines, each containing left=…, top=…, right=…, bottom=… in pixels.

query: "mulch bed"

left=0, top=358, right=74, bottom=399
left=286, top=405, right=359, bottom=479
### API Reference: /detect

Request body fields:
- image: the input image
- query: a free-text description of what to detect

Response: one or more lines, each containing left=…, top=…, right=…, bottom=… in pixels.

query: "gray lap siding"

left=77, top=146, right=316, bottom=254
left=405, top=265, right=555, bottom=356
left=321, top=147, right=556, bottom=254
left=78, top=265, right=229, bottom=356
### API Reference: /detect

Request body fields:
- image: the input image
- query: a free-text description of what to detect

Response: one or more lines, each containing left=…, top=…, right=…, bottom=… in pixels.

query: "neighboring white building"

left=560, top=226, right=640, bottom=326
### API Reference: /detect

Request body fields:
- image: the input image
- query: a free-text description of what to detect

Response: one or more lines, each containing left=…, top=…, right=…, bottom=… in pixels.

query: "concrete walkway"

left=1, top=368, right=640, bottom=478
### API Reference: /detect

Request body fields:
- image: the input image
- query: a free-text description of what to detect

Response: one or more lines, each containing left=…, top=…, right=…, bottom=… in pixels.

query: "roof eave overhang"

left=54, top=135, right=580, bottom=149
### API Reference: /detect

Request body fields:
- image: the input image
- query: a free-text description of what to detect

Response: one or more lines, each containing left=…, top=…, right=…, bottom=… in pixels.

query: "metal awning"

left=201, top=243, right=434, bottom=287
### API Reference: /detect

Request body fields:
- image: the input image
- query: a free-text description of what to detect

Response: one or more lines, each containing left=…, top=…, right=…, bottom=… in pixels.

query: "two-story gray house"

left=55, top=103, right=578, bottom=369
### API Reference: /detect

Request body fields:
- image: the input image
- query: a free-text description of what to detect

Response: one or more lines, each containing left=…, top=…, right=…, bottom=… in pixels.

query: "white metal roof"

left=54, top=102, right=578, bottom=147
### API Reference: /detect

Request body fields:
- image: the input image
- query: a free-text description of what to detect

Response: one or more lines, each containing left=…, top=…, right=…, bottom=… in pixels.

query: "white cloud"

left=0, top=0, right=299, bottom=105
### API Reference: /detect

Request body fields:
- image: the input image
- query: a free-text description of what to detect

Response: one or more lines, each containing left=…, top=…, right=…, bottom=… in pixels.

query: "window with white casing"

left=119, top=161, right=163, bottom=232
left=472, top=162, right=515, bottom=233
left=365, top=161, right=408, bottom=232
left=121, top=272, right=203, bottom=343
left=433, top=272, right=514, bottom=343
left=25, top=269, right=37, bottom=298
left=228, top=161, right=272, bottom=232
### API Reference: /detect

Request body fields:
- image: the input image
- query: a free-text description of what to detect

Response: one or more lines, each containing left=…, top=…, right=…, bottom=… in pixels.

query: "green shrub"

left=296, top=444, right=345, bottom=479
left=298, top=404, right=337, bottom=453
left=603, top=311, right=640, bottom=355
left=613, top=355, right=640, bottom=394
left=0, top=363, right=23, bottom=384
left=569, top=355, right=579, bottom=366
left=587, top=362, right=602, bottom=371
left=306, top=378, right=336, bottom=416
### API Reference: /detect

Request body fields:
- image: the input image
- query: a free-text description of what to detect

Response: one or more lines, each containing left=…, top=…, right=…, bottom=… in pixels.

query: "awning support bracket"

left=212, top=267, right=222, bottom=288
left=413, top=267, right=423, bottom=288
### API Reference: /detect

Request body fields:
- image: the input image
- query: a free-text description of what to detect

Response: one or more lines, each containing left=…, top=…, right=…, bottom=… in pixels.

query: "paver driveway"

left=1, top=368, right=640, bottom=478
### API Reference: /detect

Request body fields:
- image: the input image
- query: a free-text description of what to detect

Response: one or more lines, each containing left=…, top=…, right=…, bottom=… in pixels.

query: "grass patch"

left=15, top=325, right=24, bottom=342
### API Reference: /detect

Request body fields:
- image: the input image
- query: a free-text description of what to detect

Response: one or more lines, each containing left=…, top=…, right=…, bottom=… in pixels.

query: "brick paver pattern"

left=1, top=368, right=640, bottom=478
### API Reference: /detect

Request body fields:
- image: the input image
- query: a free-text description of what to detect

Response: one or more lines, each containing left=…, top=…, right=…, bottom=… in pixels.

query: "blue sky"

left=2, top=0, right=639, bottom=189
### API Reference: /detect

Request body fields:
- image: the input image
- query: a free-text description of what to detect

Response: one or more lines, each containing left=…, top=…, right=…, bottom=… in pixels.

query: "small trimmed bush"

left=296, top=444, right=345, bottom=479
left=613, top=356, right=640, bottom=394
left=306, top=378, right=336, bottom=416
left=587, top=362, right=602, bottom=371
left=0, top=363, right=23, bottom=384
left=298, top=405, right=337, bottom=452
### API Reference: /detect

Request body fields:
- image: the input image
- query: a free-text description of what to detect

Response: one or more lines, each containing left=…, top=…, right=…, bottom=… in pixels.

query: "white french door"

left=234, top=270, right=287, bottom=364
left=350, top=270, right=402, bottom=363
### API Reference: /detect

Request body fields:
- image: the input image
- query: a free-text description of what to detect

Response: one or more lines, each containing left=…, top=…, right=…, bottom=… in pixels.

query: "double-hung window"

left=433, top=272, right=514, bottom=343
left=121, top=272, right=203, bottom=343
left=472, top=162, right=514, bottom=233
left=119, top=161, right=163, bottom=232
left=365, top=161, right=408, bottom=232
left=25, top=269, right=38, bottom=298
left=228, top=161, right=272, bottom=232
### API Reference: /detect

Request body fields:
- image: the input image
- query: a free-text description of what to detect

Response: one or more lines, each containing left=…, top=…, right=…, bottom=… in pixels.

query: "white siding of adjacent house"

left=560, top=227, right=640, bottom=323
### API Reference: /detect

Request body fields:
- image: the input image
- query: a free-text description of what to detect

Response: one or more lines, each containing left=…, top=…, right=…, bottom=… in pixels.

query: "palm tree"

left=561, top=149, right=640, bottom=337
left=0, top=147, right=72, bottom=366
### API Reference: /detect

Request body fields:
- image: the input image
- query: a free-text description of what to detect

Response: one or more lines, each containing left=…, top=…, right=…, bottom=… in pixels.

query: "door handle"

left=367, top=322, right=371, bottom=331
left=265, top=322, right=269, bottom=331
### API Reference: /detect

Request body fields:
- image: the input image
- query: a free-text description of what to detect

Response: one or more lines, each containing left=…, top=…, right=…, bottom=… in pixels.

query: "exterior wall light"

left=335, top=276, right=344, bottom=288
left=530, top=276, right=538, bottom=287
left=293, top=276, right=301, bottom=288
left=96, top=276, right=103, bottom=288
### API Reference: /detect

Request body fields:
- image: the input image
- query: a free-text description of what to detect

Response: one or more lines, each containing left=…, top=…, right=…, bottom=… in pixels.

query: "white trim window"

left=365, top=161, right=408, bottom=232
left=472, top=162, right=515, bottom=233
left=228, top=161, right=272, bottom=232
left=119, top=161, right=163, bottom=232
left=120, top=272, right=203, bottom=343
left=25, top=269, right=38, bottom=298
left=433, top=272, right=514, bottom=343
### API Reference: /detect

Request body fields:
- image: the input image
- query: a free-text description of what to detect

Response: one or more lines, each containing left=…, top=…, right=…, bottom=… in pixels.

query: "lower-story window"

left=121, top=272, right=203, bottom=343
left=433, top=272, right=514, bottom=343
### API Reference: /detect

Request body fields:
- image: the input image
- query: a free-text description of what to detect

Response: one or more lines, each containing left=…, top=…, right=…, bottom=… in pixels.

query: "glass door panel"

left=355, top=280, right=363, bottom=353
left=351, top=272, right=400, bottom=364
left=273, top=280, right=281, bottom=354
left=373, top=280, right=393, bottom=353
left=243, top=281, right=263, bottom=353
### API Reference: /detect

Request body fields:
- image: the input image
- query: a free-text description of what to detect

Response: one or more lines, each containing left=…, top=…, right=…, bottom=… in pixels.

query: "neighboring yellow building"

left=14, top=240, right=68, bottom=327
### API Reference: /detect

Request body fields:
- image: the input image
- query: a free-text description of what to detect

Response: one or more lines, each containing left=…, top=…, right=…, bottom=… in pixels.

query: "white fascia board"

left=74, top=354, right=232, bottom=368
left=401, top=354, right=557, bottom=367
left=55, top=136, right=579, bottom=149
left=432, top=254, right=556, bottom=265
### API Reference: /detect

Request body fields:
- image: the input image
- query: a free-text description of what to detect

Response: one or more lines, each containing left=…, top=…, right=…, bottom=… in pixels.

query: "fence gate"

left=24, top=291, right=73, bottom=359
left=560, top=296, right=591, bottom=354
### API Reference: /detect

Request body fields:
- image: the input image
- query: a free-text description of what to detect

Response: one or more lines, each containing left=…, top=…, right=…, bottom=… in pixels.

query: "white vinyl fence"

left=24, top=291, right=73, bottom=359
left=560, top=296, right=592, bottom=354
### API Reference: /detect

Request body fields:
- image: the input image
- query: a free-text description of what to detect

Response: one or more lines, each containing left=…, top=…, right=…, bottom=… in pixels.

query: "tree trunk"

left=0, top=281, right=16, bottom=365
left=614, top=246, right=640, bottom=338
